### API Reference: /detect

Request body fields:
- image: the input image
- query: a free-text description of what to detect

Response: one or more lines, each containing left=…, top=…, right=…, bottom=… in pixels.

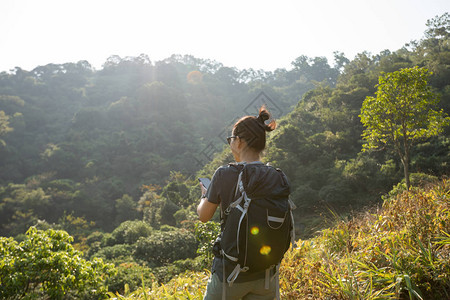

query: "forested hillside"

left=0, top=51, right=338, bottom=232
left=0, top=13, right=449, bottom=300
left=199, top=13, right=450, bottom=235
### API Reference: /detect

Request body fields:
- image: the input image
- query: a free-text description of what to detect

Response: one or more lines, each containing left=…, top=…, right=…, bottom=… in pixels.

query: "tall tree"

left=360, top=67, right=450, bottom=190
left=0, top=111, right=13, bottom=145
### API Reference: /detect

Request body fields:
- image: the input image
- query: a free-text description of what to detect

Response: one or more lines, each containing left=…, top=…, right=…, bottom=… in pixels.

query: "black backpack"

left=218, top=162, right=296, bottom=289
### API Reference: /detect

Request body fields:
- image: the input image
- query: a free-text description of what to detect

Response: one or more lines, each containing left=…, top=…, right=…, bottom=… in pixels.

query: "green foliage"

left=133, top=229, right=198, bottom=267
left=0, top=95, right=24, bottom=146
left=94, top=244, right=134, bottom=261
left=264, top=81, right=381, bottom=224
left=111, top=220, right=153, bottom=245
left=160, top=174, right=192, bottom=208
left=360, top=66, right=450, bottom=189
left=108, top=179, right=450, bottom=299
left=194, top=221, right=221, bottom=268
left=107, top=271, right=208, bottom=300
left=279, top=179, right=450, bottom=299
left=0, top=110, right=13, bottom=145
left=382, top=172, right=439, bottom=201
left=151, top=257, right=204, bottom=284
left=0, top=13, right=449, bottom=300
left=106, top=262, right=156, bottom=294
left=57, top=213, right=96, bottom=245
left=86, top=230, right=105, bottom=246
left=412, top=136, right=450, bottom=175
left=143, top=198, right=180, bottom=228
left=159, top=225, right=178, bottom=232
left=115, top=194, right=140, bottom=224
left=361, top=67, right=448, bottom=148
left=172, top=206, right=192, bottom=222
left=0, top=227, right=116, bottom=299
left=0, top=184, right=52, bottom=236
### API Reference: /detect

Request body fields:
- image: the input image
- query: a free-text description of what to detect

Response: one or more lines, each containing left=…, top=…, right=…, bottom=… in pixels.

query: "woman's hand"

left=197, top=182, right=218, bottom=222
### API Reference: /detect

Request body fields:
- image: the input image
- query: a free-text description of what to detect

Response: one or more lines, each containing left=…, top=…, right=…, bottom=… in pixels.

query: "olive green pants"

left=203, top=272, right=277, bottom=300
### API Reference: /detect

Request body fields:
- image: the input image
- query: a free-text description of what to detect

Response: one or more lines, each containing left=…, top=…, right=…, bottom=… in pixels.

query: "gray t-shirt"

left=206, top=164, right=240, bottom=207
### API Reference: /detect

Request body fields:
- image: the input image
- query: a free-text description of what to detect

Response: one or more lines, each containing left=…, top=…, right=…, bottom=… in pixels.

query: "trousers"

left=203, top=272, right=277, bottom=300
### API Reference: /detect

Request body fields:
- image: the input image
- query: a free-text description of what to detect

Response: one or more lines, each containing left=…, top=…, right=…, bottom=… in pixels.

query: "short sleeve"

left=205, top=167, right=222, bottom=204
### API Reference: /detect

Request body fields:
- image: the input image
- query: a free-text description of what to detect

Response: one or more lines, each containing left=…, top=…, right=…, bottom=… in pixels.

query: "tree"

left=0, top=111, right=13, bottom=146
left=0, top=227, right=116, bottom=299
left=115, top=194, right=140, bottom=224
left=360, top=67, right=450, bottom=190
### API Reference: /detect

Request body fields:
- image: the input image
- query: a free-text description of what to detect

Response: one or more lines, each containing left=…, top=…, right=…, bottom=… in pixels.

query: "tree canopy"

left=360, top=67, right=450, bottom=189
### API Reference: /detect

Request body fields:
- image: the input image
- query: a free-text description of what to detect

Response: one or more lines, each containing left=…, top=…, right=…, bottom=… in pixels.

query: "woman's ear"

left=237, top=137, right=246, bottom=150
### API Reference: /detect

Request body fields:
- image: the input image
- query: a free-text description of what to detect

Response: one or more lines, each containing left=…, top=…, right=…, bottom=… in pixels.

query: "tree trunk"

left=402, top=123, right=410, bottom=191
left=403, top=157, right=410, bottom=191
left=403, top=141, right=410, bottom=191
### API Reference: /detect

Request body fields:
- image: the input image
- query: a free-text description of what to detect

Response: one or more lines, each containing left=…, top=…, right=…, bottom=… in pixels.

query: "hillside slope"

left=116, top=179, right=449, bottom=300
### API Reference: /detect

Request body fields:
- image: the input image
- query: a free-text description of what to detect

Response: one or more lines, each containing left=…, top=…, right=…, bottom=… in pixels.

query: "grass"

left=279, top=178, right=450, bottom=299
left=108, top=179, right=450, bottom=299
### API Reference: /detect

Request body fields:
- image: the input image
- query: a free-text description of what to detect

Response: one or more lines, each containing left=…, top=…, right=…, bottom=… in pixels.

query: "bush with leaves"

left=173, top=207, right=197, bottom=226
left=111, top=220, right=153, bottom=245
left=133, top=229, right=198, bottom=267
left=143, top=197, right=180, bottom=228
left=194, top=221, right=220, bottom=269
left=106, top=261, right=156, bottom=294
left=115, top=194, right=140, bottom=224
left=151, top=257, right=204, bottom=283
left=382, top=172, right=439, bottom=201
left=93, top=244, right=134, bottom=261
left=0, top=227, right=116, bottom=299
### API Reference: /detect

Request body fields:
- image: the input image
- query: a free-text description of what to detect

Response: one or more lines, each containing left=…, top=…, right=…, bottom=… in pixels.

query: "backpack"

left=217, top=162, right=296, bottom=294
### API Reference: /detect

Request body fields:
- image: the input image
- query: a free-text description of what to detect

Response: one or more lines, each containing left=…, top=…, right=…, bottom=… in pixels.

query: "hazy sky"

left=1, top=0, right=449, bottom=72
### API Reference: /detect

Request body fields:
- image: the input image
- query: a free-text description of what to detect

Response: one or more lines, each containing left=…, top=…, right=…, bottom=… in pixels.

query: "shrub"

left=194, top=221, right=220, bottom=269
left=106, top=261, right=156, bottom=294
left=173, top=207, right=197, bottom=225
left=159, top=224, right=177, bottom=232
left=0, top=227, right=116, bottom=299
left=383, top=172, right=438, bottom=201
left=151, top=257, right=204, bottom=283
left=143, top=198, right=180, bottom=228
left=102, top=232, right=116, bottom=247
left=133, top=229, right=198, bottom=267
left=93, top=244, right=134, bottom=261
left=86, top=230, right=105, bottom=246
left=112, top=220, right=153, bottom=245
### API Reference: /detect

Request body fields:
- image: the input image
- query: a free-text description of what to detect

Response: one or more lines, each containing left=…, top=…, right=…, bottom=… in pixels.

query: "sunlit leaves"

left=278, top=179, right=450, bottom=299
left=0, top=110, right=13, bottom=145
left=0, top=227, right=116, bottom=299
left=361, top=67, right=448, bottom=152
left=360, top=66, right=450, bottom=188
left=194, top=221, right=220, bottom=268
left=133, top=229, right=197, bottom=267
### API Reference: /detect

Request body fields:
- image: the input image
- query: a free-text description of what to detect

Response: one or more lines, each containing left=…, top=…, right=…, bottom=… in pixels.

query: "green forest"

left=1, top=13, right=449, bottom=300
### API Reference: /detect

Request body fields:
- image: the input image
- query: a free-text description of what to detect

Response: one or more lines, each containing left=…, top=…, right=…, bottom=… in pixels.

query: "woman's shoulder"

left=213, top=163, right=241, bottom=177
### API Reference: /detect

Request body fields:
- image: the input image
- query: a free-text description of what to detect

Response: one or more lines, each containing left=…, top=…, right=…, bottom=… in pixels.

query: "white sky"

left=1, top=0, right=449, bottom=72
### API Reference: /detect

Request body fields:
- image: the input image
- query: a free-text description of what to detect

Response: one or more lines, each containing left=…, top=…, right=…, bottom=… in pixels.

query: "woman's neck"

left=238, top=151, right=261, bottom=163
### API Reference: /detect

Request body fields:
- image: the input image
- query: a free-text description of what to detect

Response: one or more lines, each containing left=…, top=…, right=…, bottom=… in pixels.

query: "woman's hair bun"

left=257, top=105, right=276, bottom=132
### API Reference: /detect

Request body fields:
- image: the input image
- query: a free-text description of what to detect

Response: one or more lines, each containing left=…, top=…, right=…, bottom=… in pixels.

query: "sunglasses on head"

left=226, top=136, right=239, bottom=144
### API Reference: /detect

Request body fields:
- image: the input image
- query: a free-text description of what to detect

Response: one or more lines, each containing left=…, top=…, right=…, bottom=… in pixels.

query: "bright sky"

left=1, top=0, right=449, bottom=73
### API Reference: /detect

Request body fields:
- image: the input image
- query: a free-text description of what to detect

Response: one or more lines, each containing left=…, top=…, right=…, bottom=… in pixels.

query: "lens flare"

left=250, top=227, right=259, bottom=235
left=260, top=245, right=271, bottom=255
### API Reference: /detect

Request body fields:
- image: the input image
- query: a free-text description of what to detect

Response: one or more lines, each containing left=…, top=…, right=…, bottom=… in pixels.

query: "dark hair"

left=233, top=105, right=276, bottom=152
